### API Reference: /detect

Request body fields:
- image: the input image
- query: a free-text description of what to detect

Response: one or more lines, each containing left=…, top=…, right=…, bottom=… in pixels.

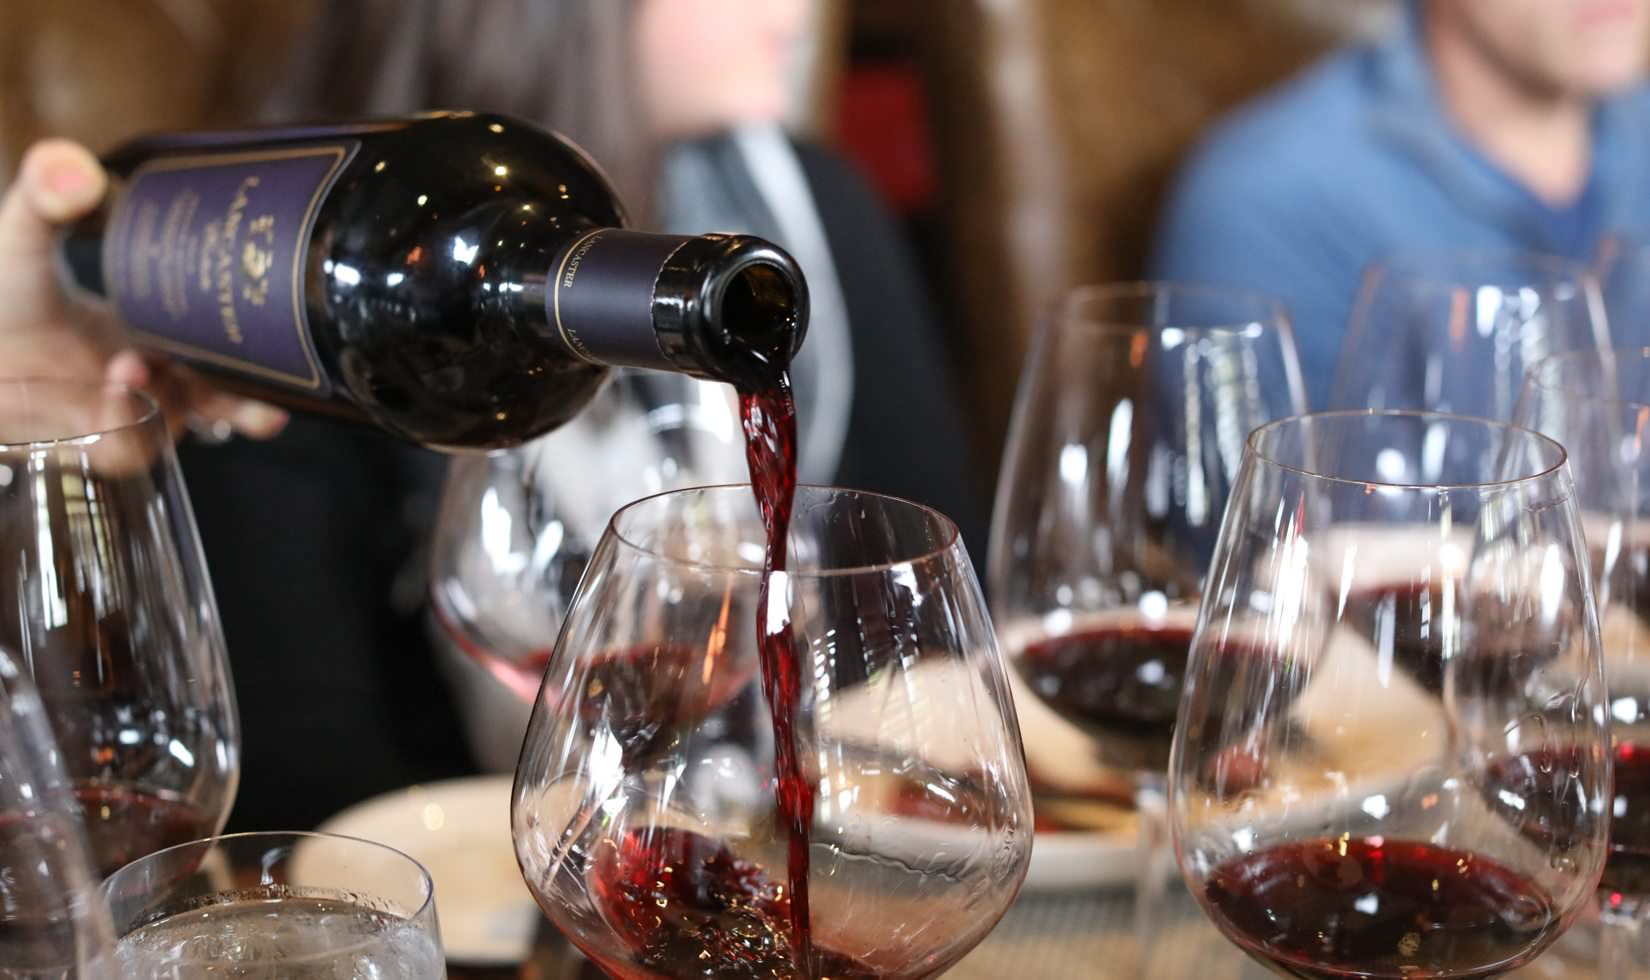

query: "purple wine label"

left=103, top=144, right=357, bottom=391
left=550, top=229, right=693, bottom=370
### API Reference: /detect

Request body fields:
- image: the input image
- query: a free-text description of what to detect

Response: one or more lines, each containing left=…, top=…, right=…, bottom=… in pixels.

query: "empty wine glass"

left=430, top=372, right=747, bottom=770
left=102, top=831, right=445, bottom=977
left=1517, top=348, right=1650, bottom=977
left=1331, top=250, right=1609, bottom=420
left=987, top=282, right=1304, bottom=955
left=513, top=485, right=1033, bottom=979
left=0, top=380, right=238, bottom=876
left=1171, top=411, right=1609, bottom=978
left=0, top=648, right=116, bottom=979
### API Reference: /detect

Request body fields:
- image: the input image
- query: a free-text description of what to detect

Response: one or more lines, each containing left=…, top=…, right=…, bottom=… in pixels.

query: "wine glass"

left=430, top=372, right=747, bottom=770
left=102, top=831, right=445, bottom=977
left=1517, top=348, right=1650, bottom=977
left=0, top=647, right=116, bottom=978
left=1330, top=250, right=1609, bottom=420
left=0, top=379, right=238, bottom=876
left=1171, top=411, right=1609, bottom=979
left=986, top=282, right=1304, bottom=952
left=513, top=485, right=1033, bottom=979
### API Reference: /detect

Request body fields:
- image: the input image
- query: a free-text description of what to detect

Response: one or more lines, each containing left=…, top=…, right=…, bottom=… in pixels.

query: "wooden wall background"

left=0, top=0, right=318, bottom=181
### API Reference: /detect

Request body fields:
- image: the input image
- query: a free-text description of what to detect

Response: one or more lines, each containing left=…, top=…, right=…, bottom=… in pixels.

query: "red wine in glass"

left=1605, top=742, right=1650, bottom=900
left=1589, top=532, right=1650, bottom=621
left=1585, top=536, right=1650, bottom=900
left=562, top=645, right=754, bottom=753
left=587, top=827, right=882, bottom=980
left=2, top=783, right=214, bottom=879
left=482, top=648, right=553, bottom=705
left=1204, top=837, right=1556, bottom=979
left=434, top=607, right=755, bottom=761
left=1484, top=741, right=1650, bottom=900
left=432, top=603, right=554, bottom=704
left=1011, top=617, right=1192, bottom=772
left=1012, top=612, right=1295, bottom=779
left=1340, top=582, right=1449, bottom=689
left=1339, top=581, right=1565, bottom=696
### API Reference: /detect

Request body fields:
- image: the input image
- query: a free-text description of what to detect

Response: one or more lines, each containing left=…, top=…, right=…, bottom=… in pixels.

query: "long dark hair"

left=264, top=0, right=659, bottom=220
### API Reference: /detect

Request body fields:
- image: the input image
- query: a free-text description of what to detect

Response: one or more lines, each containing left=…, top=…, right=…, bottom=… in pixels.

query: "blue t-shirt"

left=1148, top=14, right=1650, bottom=409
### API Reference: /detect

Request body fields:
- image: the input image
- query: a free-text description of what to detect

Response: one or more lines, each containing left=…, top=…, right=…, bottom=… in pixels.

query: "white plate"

left=315, top=775, right=539, bottom=966
left=1025, top=827, right=1142, bottom=891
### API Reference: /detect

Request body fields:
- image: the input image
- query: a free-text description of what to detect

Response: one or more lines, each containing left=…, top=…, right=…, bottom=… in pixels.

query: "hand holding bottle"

left=0, top=139, right=287, bottom=440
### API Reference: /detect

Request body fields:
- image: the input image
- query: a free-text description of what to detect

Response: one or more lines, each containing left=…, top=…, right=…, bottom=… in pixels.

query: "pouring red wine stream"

left=580, top=375, right=882, bottom=978
left=739, top=375, right=812, bottom=968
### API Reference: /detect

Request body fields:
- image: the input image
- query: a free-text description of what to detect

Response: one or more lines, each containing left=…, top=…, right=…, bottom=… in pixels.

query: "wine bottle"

left=56, top=111, right=809, bottom=451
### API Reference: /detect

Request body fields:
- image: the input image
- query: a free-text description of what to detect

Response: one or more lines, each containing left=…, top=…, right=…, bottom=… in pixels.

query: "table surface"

left=446, top=881, right=1649, bottom=980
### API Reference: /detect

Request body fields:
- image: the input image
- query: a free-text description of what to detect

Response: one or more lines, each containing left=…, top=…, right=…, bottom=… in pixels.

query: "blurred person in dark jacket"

left=0, top=0, right=983, bottom=831
left=1152, top=0, right=1650, bottom=408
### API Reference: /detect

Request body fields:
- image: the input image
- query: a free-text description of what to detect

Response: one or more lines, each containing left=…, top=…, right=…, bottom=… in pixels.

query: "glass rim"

left=1053, top=281, right=1293, bottom=335
left=607, top=483, right=964, bottom=578
left=100, top=829, right=437, bottom=925
left=1245, top=409, right=1569, bottom=491
left=1362, top=247, right=1594, bottom=287
left=1525, top=347, right=1650, bottom=415
left=0, top=378, right=162, bottom=451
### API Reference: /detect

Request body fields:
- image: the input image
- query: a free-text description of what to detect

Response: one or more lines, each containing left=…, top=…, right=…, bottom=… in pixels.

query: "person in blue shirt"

left=1150, top=0, right=1650, bottom=408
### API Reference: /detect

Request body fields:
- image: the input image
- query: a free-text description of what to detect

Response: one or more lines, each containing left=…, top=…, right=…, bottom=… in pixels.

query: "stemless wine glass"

left=1171, top=412, right=1609, bottom=979
left=513, top=485, right=1033, bottom=979
left=1331, top=250, right=1610, bottom=420
left=0, top=648, right=116, bottom=978
left=102, top=831, right=445, bottom=977
left=1517, top=348, right=1650, bottom=977
left=430, top=372, right=747, bottom=770
left=987, top=282, right=1304, bottom=950
left=0, top=380, right=237, bottom=876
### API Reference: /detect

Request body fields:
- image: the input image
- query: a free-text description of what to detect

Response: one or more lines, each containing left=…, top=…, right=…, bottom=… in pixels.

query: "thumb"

left=0, top=141, right=106, bottom=254
left=0, top=140, right=108, bottom=327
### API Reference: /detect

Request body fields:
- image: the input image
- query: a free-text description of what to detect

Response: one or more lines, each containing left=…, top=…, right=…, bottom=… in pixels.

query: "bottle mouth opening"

left=653, top=233, right=810, bottom=390
left=705, top=259, right=807, bottom=390
left=720, top=262, right=801, bottom=355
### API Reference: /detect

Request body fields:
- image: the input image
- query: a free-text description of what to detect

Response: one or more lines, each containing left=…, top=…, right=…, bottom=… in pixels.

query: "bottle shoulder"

left=331, top=115, right=625, bottom=228
left=302, top=118, right=629, bottom=335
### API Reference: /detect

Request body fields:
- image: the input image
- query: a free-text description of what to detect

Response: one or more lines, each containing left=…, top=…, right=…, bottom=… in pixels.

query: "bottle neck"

left=545, top=229, right=699, bottom=373
left=537, top=229, right=810, bottom=389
